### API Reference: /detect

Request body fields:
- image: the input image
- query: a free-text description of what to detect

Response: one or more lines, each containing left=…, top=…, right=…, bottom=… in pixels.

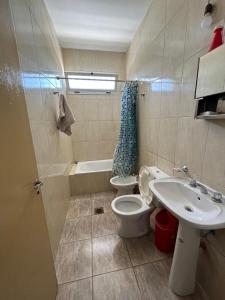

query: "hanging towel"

left=57, top=94, right=75, bottom=136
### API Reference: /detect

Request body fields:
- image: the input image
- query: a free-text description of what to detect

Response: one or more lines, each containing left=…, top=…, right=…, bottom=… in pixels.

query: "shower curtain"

left=112, top=82, right=138, bottom=177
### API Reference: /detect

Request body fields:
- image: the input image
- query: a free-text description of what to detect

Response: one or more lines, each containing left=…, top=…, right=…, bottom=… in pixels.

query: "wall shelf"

left=194, top=45, right=225, bottom=120
left=196, top=113, right=225, bottom=120
left=195, top=92, right=225, bottom=120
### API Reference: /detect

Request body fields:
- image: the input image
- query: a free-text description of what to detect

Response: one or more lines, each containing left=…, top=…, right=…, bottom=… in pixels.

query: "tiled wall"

left=10, top=0, right=73, bottom=258
left=126, top=0, right=225, bottom=298
left=63, top=49, right=126, bottom=161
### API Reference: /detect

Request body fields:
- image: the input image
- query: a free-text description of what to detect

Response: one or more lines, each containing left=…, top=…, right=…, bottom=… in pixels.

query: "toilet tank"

left=148, top=166, right=169, bottom=180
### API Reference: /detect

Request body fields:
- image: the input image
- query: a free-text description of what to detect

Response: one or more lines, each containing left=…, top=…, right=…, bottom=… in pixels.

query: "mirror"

left=195, top=44, right=225, bottom=99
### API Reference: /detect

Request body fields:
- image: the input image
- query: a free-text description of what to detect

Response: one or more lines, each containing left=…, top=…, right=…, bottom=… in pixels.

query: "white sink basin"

left=149, top=177, right=225, bottom=229
left=149, top=176, right=225, bottom=296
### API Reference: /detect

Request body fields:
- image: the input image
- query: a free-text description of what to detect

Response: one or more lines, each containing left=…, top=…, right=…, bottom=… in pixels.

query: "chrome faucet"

left=174, top=166, right=208, bottom=193
left=173, top=166, right=192, bottom=177
left=174, top=166, right=223, bottom=201
left=173, top=166, right=195, bottom=185
left=190, top=180, right=208, bottom=194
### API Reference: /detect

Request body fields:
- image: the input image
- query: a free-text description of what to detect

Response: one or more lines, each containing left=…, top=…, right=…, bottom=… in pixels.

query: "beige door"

left=0, top=1, right=57, bottom=299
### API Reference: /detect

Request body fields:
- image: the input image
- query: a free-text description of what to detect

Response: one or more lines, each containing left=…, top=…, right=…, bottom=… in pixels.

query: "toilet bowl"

left=111, top=166, right=169, bottom=238
left=110, top=175, right=137, bottom=196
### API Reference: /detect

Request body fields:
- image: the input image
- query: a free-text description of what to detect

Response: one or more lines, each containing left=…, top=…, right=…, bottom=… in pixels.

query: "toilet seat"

left=112, top=165, right=154, bottom=216
left=110, top=175, right=137, bottom=187
left=112, top=194, right=150, bottom=216
left=138, top=165, right=154, bottom=206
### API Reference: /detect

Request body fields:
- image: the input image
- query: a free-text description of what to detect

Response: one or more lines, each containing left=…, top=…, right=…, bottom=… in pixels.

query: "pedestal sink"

left=149, top=177, right=225, bottom=296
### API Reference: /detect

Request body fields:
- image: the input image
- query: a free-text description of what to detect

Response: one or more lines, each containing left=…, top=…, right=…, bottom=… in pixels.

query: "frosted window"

left=66, top=73, right=117, bottom=93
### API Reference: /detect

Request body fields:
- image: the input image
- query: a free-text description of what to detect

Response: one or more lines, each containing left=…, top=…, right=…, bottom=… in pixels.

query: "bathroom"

left=1, top=0, right=225, bottom=299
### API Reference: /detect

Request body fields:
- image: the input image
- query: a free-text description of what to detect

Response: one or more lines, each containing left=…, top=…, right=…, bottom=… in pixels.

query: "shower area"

left=63, top=49, right=139, bottom=195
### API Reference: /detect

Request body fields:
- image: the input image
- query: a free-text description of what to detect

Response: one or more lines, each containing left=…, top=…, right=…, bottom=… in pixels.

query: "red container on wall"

left=155, top=209, right=178, bottom=253
left=208, top=26, right=224, bottom=52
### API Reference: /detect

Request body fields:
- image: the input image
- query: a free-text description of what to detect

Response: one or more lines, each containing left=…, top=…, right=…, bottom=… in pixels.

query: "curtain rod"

left=55, top=76, right=138, bottom=83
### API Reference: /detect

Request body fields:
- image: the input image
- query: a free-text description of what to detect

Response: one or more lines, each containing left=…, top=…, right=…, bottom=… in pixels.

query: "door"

left=0, top=1, right=57, bottom=299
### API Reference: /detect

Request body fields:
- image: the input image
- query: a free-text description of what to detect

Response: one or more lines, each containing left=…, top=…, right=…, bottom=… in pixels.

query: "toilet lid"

left=138, top=166, right=153, bottom=205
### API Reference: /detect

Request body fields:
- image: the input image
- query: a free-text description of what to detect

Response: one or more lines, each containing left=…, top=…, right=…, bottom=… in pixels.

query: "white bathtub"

left=70, top=159, right=113, bottom=195
left=75, top=159, right=113, bottom=174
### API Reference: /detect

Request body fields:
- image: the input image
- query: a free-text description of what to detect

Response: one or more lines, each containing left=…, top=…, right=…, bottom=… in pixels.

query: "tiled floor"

left=56, top=191, right=206, bottom=300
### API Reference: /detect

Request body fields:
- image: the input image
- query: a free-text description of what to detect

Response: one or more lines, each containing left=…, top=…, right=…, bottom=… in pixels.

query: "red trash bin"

left=155, top=209, right=178, bottom=253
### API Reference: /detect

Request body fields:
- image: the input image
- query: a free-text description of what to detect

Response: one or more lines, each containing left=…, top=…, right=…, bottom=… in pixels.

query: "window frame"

left=65, top=72, right=118, bottom=94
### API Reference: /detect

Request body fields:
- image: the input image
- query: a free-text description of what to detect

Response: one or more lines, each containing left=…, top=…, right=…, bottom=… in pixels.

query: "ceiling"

left=44, top=0, right=151, bottom=52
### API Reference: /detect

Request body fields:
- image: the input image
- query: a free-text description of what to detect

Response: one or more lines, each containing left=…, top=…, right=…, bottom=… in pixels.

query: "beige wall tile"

left=84, top=99, right=99, bottom=121
left=85, top=121, right=100, bottom=142
left=71, top=122, right=86, bottom=142
left=158, top=118, right=177, bottom=162
left=157, top=156, right=174, bottom=176
left=166, top=0, right=185, bottom=24
left=149, top=82, right=162, bottom=118
left=147, top=119, right=160, bottom=154
left=98, top=99, right=113, bottom=121
left=162, top=4, right=187, bottom=83
left=147, top=0, right=166, bottom=42
left=160, top=83, right=181, bottom=117
left=191, top=120, right=209, bottom=177
left=175, top=117, right=193, bottom=168
left=202, top=120, right=225, bottom=187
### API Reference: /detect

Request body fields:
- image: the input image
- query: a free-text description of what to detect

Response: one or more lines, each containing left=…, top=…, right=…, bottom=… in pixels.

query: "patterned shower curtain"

left=112, top=82, right=138, bottom=177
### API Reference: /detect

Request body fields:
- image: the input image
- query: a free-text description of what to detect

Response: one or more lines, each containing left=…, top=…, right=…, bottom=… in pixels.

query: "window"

left=65, top=72, right=117, bottom=94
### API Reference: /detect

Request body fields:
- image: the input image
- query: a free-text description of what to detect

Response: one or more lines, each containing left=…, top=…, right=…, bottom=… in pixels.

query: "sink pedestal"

left=169, top=222, right=200, bottom=296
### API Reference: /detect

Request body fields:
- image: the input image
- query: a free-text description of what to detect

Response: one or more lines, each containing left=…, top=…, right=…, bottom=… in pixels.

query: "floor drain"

left=185, top=206, right=193, bottom=212
left=94, top=207, right=104, bottom=215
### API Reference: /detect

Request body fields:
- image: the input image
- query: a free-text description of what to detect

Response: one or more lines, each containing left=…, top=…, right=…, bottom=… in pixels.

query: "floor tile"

left=57, top=278, right=92, bottom=300
left=93, top=234, right=131, bottom=275
left=124, top=233, right=168, bottom=266
left=92, top=191, right=115, bottom=215
left=134, top=260, right=205, bottom=300
left=55, top=240, right=92, bottom=284
left=93, top=268, right=141, bottom=300
left=67, top=196, right=92, bottom=219
left=92, top=213, right=118, bottom=237
left=67, top=200, right=79, bottom=219
left=61, top=216, right=92, bottom=243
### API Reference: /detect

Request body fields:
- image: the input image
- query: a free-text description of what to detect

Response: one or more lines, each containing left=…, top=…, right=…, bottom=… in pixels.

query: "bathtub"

left=75, top=159, right=113, bottom=174
left=69, top=159, right=113, bottom=195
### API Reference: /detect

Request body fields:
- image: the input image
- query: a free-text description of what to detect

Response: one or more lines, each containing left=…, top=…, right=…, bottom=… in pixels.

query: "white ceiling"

left=44, top=0, right=151, bottom=52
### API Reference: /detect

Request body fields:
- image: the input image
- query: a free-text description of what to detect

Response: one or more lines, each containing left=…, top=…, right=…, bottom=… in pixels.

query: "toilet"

left=110, top=175, right=138, bottom=196
left=111, top=166, right=169, bottom=238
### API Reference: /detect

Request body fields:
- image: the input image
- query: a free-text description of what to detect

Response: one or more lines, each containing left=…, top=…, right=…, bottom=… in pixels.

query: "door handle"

left=33, top=179, right=43, bottom=194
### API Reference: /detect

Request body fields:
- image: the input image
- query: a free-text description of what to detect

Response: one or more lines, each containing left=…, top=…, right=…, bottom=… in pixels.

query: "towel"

left=57, top=94, right=75, bottom=136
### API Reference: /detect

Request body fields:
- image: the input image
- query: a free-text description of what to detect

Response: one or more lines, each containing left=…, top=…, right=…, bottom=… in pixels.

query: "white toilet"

left=110, top=175, right=138, bottom=196
left=111, top=166, right=169, bottom=238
